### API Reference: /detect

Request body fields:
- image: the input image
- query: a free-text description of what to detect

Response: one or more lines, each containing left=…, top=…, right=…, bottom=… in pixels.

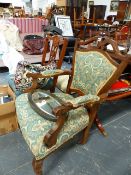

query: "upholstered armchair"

left=15, top=46, right=128, bottom=175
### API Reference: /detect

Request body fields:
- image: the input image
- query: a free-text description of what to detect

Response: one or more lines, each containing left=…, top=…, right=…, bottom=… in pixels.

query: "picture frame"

left=89, top=1, right=94, bottom=7
left=55, top=15, right=73, bottom=37
left=110, top=1, right=119, bottom=12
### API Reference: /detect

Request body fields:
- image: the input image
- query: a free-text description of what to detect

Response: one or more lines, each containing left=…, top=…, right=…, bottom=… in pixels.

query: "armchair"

left=15, top=46, right=128, bottom=174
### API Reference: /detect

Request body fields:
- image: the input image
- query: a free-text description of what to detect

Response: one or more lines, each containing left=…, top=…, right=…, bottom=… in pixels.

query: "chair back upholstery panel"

left=71, top=50, right=117, bottom=95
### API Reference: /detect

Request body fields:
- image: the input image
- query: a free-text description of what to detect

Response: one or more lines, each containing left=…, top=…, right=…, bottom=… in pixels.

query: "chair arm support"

left=52, top=94, right=100, bottom=116
left=99, top=93, right=109, bottom=103
left=24, top=69, right=72, bottom=92
left=26, top=69, right=71, bottom=79
left=44, top=94, right=100, bottom=148
left=44, top=102, right=76, bottom=148
left=44, top=113, right=68, bottom=148
left=51, top=94, right=100, bottom=118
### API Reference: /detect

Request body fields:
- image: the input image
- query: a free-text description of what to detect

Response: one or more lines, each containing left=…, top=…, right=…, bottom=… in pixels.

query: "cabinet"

left=89, top=5, right=106, bottom=22
left=0, top=3, right=10, bottom=8
left=116, top=1, right=128, bottom=21
left=65, top=0, right=87, bottom=21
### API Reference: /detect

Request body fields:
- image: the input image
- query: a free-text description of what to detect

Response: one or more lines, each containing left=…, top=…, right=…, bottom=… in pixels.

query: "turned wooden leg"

left=95, top=115, right=108, bottom=136
left=32, top=158, right=43, bottom=175
left=80, top=127, right=90, bottom=144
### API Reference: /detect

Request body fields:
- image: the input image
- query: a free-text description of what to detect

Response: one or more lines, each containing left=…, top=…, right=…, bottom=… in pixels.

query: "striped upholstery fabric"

left=8, top=18, right=48, bottom=33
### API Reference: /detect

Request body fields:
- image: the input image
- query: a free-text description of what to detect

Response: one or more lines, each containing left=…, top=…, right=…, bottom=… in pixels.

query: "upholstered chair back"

left=70, top=50, right=117, bottom=95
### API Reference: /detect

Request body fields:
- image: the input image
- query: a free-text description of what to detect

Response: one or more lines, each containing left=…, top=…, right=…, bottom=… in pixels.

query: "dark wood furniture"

left=114, top=31, right=128, bottom=48
left=66, top=0, right=87, bottom=21
left=89, top=5, right=107, bottom=23
left=116, top=1, right=128, bottom=21
left=106, top=15, right=117, bottom=23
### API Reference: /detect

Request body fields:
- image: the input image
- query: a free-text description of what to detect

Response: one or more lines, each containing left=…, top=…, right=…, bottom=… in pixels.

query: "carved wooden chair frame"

left=15, top=37, right=129, bottom=175
left=24, top=35, right=68, bottom=93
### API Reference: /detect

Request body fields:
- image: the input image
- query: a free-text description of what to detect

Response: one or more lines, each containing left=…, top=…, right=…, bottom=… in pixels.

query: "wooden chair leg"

left=32, top=157, right=43, bottom=175
left=95, top=115, right=108, bottom=137
left=80, top=126, right=90, bottom=144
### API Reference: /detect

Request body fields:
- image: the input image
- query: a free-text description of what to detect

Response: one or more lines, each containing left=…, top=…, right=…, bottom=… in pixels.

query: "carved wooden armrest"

left=24, top=69, right=72, bottom=92
left=44, top=94, right=100, bottom=148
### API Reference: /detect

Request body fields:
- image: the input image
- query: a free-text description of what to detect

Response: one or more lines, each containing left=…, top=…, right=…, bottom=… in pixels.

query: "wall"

left=0, top=0, right=25, bottom=7
left=0, top=0, right=12, bottom=2
left=87, top=0, right=117, bottom=19
left=56, top=0, right=66, bottom=6
left=32, top=0, right=56, bottom=13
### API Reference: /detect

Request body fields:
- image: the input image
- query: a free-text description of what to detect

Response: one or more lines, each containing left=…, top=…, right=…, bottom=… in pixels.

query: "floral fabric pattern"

left=71, top=51, right=117, bottom=95
left=15, top=92, right=89, bottom=160
left=14, top=61, right=57, bottom=92
left=68, top=94, right=99, bottom=106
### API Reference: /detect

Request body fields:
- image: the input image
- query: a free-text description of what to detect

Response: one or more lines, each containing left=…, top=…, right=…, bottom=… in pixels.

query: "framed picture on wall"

left=110, top=1, right=119, bottom=12
left=89, top=1, right=94, bottom=7
left=55, top=15, right=73, bottom=37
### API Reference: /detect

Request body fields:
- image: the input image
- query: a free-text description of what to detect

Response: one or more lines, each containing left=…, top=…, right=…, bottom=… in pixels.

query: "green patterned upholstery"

left=15, top=92, right=89, bottom=160
left=41, top=69, right=64, bottom=76
left=57, top=75, right=69, bottom=92
left=71, top=51, right=117, bottom=95
left=15, top=49, right=118, bottom=167
left=68, top=94, right=99, bottom=106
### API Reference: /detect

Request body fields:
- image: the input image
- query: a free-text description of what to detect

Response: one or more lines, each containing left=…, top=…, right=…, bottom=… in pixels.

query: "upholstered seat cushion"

left=8, top=77, right=23, bottom=96
left=15, top=92, right=89, bottom=160
left=8, top=75, right=55, bottom=97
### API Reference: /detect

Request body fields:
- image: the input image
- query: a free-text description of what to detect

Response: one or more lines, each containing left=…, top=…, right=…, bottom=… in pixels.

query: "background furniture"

left=116, top=1, right=128, bottom=21
left=8, top=35, right=68, bottom=96
left=107, top=15, right=117, bottom=23
left=97, top=37, right=131, bottom=101
left=66, top=0, right=87, bottom=22
left=89, top=5, right=107, bottom=23
left=115, top=31, right=128, bottom=48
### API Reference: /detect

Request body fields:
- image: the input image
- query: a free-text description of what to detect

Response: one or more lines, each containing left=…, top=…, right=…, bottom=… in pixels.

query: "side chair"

left=15, top=45, right=128, bottom=175
left=8, top=35, right=68, bottom=95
